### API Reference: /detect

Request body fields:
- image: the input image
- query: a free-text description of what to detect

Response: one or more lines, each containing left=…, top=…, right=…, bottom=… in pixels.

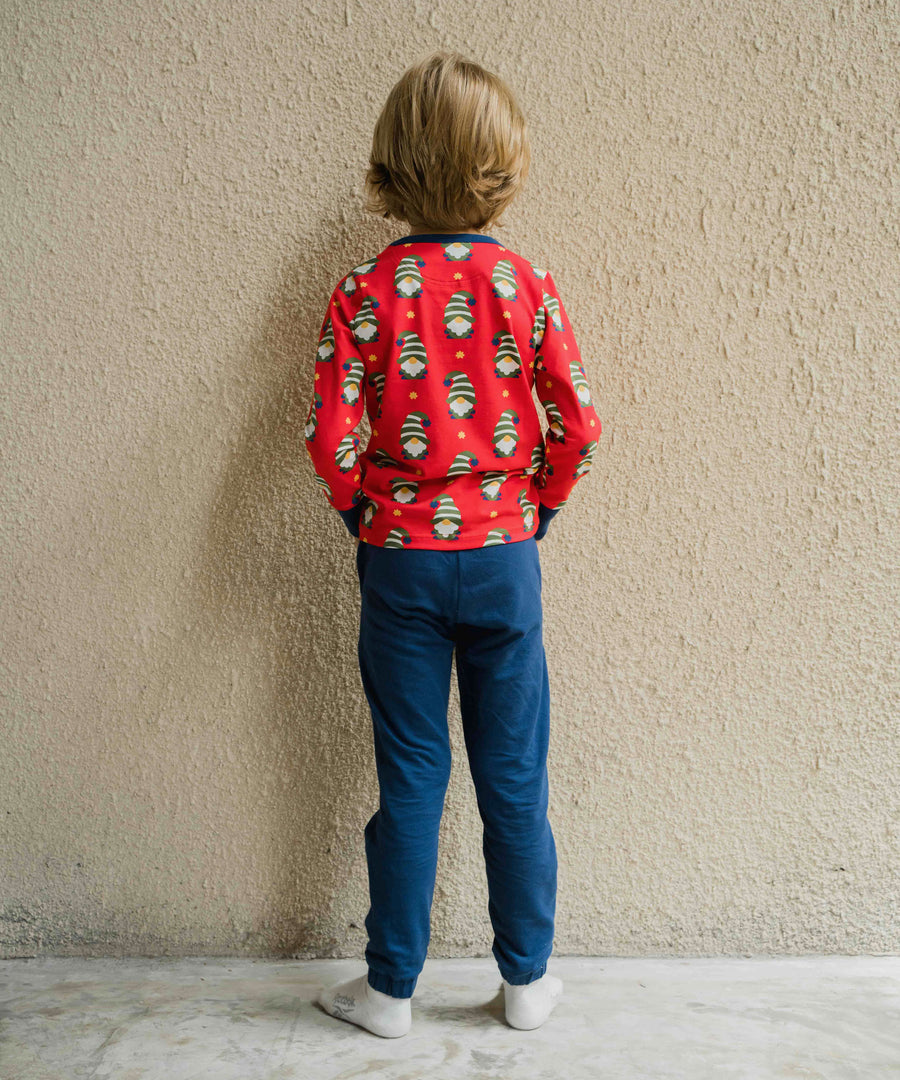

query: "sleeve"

left=533, top=501, right=561, bottom=540
left=336, top=503, right=363, bottom=538
left=532, top=270, right=602, bottom=510
left=304, top=281, right=368, bottom=519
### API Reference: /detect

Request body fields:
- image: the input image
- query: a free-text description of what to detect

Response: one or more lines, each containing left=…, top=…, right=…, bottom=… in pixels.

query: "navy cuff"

left=534, top=502, right=561, bottom=540
left=336, top=502, right=363, bottom=538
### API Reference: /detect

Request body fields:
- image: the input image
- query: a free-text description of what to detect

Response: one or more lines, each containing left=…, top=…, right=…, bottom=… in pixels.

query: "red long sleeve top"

left=304, top=231, right=601, bottom=549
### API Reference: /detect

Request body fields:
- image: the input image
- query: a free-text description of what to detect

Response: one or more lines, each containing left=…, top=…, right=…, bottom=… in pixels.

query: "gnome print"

left=429, top=494, right=462, bottom=541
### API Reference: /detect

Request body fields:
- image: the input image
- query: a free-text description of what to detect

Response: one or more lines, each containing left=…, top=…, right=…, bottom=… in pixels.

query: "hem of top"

left=358, top=531, right=537, bottom=550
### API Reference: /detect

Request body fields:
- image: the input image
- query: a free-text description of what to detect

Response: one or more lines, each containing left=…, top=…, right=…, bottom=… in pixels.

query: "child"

left=307, top=50, right=600, bottom=1037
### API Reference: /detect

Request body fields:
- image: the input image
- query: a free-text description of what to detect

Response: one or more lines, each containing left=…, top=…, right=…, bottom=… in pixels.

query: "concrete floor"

left=1, top=956, right=898, bottom=1079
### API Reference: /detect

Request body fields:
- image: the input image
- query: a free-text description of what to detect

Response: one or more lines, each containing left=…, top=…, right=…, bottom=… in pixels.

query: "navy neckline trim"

left=389, top=232, right=502, bottom=246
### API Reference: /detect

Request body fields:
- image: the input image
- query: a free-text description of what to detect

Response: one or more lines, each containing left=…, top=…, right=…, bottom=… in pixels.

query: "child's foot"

left=502, top=972, right=564, bottom=1030
left=315, top=972, right=412, bottom=1038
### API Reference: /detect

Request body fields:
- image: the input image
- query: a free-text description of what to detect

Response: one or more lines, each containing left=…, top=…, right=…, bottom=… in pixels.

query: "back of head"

left=364, top=50, right=531, bottom=234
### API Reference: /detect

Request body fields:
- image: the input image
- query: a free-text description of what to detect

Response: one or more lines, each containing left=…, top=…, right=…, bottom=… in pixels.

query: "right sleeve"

left=532, top=270, right=602, bottom=510
left=533, top=501, right=561, bottom=540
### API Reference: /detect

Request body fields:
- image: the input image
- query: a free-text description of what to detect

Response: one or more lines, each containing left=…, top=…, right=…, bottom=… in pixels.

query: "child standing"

left=307, top=50, right=600, bottom=1037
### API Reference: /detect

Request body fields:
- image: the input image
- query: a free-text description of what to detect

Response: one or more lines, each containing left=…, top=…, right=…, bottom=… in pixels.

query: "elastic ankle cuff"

left=502, top=959, right=548, bottom=986
left=368, top=968, right=416, bottom=998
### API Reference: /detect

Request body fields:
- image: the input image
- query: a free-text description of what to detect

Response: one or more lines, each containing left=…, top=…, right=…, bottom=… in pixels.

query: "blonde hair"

left=363, top=50, right=531, bottom=232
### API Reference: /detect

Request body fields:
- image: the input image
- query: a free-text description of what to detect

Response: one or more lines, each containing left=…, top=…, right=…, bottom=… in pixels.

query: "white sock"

left=502, top=972, right=564, bottom=1030
left=316, top=972, right=412, bottom=1038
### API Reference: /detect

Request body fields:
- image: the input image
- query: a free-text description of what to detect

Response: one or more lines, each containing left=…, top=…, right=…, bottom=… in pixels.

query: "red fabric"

left=304, top=235, right=601, bottom=549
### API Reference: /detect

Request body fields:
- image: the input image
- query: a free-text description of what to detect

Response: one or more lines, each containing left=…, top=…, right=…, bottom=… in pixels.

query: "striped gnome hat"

left=491, top=331, right=522, bottom=378
left=394, top=256, right=425, bottom=298
left=442, top=291, right=476, bottom=338
left=399, top=411, right=431, bottom=459
left=396, top=331, right=428, bottom=379
left=447, top=451, right=479, bottom=477
left=389, top=477, right=419, bottom=503
left=443, top=371, right=476, bottom=418
left=479, top=471, right=507, bottom=501
left=492, top=409, right=520, bottom=457
left=317, top=320, right=336, bottom=363
left=483, top=527, right=512, bottom=546
left=369, top=371, right=385, bottom=416
left=490, top=259, right=518, bottom=299
left=517, top=489, right=537, bottom=531
left=541, top=290, right=564, bottom=332
left=429, top=494, right=462, bottom=540
left=340, top=357, right=365, bottom=406
left=530, top=305, right=547, bottom=352
left=350, top=297, right=381, bottom=343
left=570, top=360, right=593, bottom=406
left=383, top=527, right=412, bottom=548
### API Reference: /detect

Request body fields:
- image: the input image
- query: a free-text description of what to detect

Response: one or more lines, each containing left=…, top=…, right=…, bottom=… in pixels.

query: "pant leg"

left=454, top=537, right=557, bottom=986
left=355, top=542, right=456, bottom=999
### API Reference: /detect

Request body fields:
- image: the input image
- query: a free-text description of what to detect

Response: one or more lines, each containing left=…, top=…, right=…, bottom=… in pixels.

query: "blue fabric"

left=534, top=502, right=561, bottom=541
left=355, top=536, right=557, bottom=998
left=388, top=232, right=503, bottom=246
left=337, top=502, right=363, bottom=537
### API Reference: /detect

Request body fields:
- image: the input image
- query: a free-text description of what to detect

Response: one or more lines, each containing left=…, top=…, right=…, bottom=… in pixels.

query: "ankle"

left=366, top=981, right=410, bottom=1007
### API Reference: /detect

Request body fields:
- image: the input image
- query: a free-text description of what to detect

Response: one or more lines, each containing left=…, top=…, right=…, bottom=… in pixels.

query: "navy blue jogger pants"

left=355, top=535, right=557, bottom=999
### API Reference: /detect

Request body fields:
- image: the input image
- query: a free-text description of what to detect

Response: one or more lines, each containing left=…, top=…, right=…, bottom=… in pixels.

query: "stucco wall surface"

left=1, top=0, right=897, bottom=958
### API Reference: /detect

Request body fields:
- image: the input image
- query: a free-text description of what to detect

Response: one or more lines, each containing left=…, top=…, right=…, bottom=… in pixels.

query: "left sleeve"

left=532, top=270, right=602, bottom=510
left=336, top=503, right=363, bottom=538
left=304, top=281, right=367, bottom=521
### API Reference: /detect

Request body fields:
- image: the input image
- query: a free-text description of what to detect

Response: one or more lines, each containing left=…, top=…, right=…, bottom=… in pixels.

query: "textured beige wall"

left=2, top=0, right=897, bottom=960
